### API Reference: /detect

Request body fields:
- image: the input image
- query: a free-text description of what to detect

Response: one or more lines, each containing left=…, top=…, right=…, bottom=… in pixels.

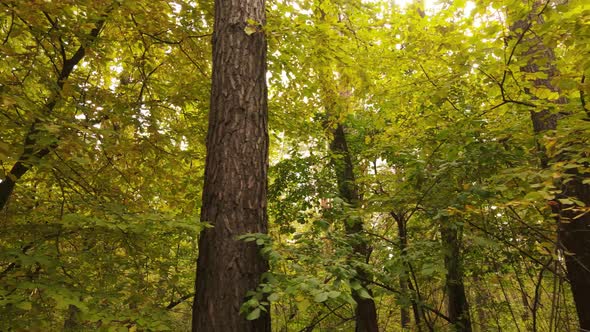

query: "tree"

left=509, top=2, right=590, bottom=327
left=191, top=0, right=271, bottom=331
left=2, top=0, right=589, bottom=330
left=0, top=2, right=108, bottom=211
left=1, top=1, right=209, bottom=330
left=440, top=217, right=472, bottom=332
left=329, top=123, right=379, bottom=332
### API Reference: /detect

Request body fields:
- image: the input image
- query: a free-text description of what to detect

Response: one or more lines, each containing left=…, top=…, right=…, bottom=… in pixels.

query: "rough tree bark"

left=329, top=124, right=379, bottom=332
left=191, top=0, right=271, bottom=331
left=511, top=7, right=590, bottom=329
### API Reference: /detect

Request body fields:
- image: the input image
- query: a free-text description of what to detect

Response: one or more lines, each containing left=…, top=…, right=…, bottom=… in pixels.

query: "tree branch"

left=0, top=11, right=109, bottom=211
left=166, top=292, right=195, bottom=310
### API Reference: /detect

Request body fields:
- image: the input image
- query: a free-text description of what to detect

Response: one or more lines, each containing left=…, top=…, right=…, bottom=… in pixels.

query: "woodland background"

left=1, top=0, right=589, bottom=331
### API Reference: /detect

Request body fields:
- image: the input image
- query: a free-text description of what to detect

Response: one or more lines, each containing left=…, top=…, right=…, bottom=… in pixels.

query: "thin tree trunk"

left=441, top=219, right=472, bottom=332
left=329, top=124, right=379, bottom=332
left=396, top=217, right=411, bottom=329
left=406, top=271, right=427, bottom=331
left=392, top=212, right=421, bottom=330
left=191, top=0, right=270, bottom=331
left=472, top=276, right=488, bottom=331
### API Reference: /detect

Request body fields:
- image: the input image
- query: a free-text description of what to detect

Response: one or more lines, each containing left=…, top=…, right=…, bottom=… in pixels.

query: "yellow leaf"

left=244, top=25, right=257, bottom=35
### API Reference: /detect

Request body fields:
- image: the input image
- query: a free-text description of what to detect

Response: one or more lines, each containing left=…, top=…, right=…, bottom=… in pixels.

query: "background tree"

left=1, top=1, right=211, bottom=330
left=1, top=0, right=589, bottom=330
left=507, top=1, right=590, bottom=327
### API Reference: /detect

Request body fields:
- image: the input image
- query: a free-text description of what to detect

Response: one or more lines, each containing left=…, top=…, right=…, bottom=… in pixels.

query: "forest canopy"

left=0, top=0, right=589, bottom=331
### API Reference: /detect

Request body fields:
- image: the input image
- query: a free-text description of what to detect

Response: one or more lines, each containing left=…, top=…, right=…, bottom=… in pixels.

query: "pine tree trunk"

left=191, top=0, right=271, bottom=331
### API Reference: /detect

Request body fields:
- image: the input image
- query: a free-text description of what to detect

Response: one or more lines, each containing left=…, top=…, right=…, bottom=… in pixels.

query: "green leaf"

left=268, top=293, right=280, bottom=302
left=350, top=280, right=362, bottom=290
left=16, top=301, right=32, bottom=310
left=244, top=26, right=257, bottom=35
left=327, top=290, right=341, bottom=298
left=421, top=264, right=436, bottom=276
left=313, top=292, right=329, bottom=303
left=558, top=198, right=574, bottom=205
left=357, top=288, right=372, bottom=300
left=525, top=190, right=553, bottom=201
left=246, top=308, right=261, bottom=320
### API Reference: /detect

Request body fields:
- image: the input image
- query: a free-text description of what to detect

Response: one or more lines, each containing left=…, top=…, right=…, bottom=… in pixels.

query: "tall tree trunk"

left=559, top=182, right=590, bottom=329
left=191, top=0, right=271, bottom=331
left=511, top=8, right=590, bottom=329
left=329, top=124, right=379, bottom=332
left=441, top=219, right=472, bottom=332
left=399, top=277, right=411, bottom=328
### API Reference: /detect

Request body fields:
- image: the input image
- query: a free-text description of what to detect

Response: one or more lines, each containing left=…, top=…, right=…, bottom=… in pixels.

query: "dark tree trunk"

left=398, top=218, right=411, bottom=329
left=529, top=110, right=590, bottom=331
left=559, top=183, right=590, bottom=329
left=441, top=220, right=472, bottom=332
left=527, top=58, right=590, bottom=329
left=191, top=0, right=271, bottom=331
left=63, top=304, right=81, bottom=331
left=391, top=212, right=427, bottom=330
left=406, top=277, right=427, bottom=331
left=399, top=278, right=411, bottom=327
left=329, top=124, right=379, bottom=332
left=511, top=9, right=590, bottom=329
